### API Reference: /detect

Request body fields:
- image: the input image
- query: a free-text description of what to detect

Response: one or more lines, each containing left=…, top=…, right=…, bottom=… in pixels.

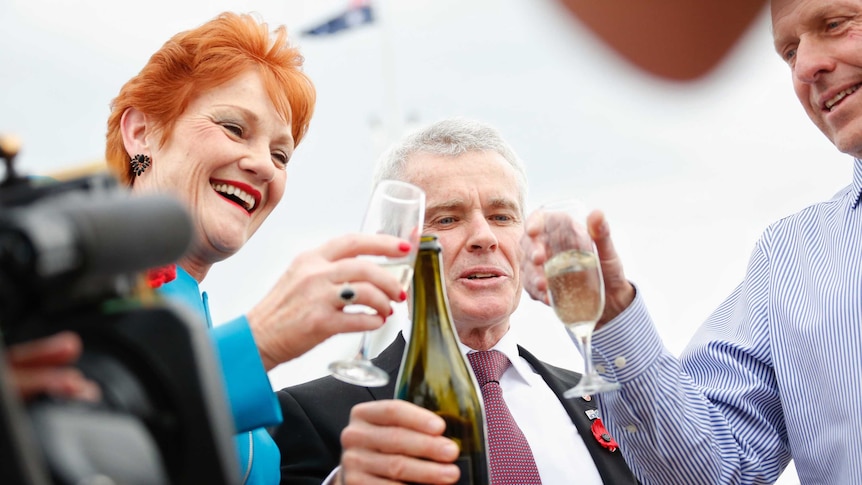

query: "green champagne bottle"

left=395, top=235, right=490, bottom=485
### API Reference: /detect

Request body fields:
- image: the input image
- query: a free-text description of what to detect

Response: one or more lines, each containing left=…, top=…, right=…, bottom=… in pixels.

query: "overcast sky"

left=2, top=2, right=853, bottom=482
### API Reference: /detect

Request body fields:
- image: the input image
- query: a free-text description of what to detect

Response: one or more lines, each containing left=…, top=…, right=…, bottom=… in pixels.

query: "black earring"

left=130, top=154, right=151, bottom=176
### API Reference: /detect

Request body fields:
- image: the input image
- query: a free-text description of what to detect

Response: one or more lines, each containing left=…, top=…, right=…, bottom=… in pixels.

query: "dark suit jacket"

left=272, top=333, right=637, bottom=484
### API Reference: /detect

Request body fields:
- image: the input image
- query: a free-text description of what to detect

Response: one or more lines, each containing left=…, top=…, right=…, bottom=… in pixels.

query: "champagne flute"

left=328, top=180, right=425, bottom=387
left=538, top=199, right=620, bottom=398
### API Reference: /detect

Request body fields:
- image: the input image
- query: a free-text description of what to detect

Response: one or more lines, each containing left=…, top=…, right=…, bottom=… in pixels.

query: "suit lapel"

left=518, top=346, right=637, bottom=484
left=366, top=333, right=406, bottom=401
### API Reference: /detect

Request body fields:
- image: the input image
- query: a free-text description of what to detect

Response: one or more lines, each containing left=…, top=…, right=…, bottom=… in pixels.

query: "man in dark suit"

left=272, top=118, right=636, bottom=485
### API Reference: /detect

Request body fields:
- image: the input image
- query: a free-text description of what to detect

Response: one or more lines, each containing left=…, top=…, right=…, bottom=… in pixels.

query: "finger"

left=13, top=367, right=100, bottom=402
left=519, top=254, right=549, bottom=304
left=334, top=260, right=408, bottom=304
left=588, top=210, right=625, bottom=281
left=72, top=379, right=102, bottom=402
left=519, top=228, right=548, bottom=267
left=329, top=309, right=389, bottom=334
left=529, top=277, right=549, bottom=305
left=524, top=210, right=544, bottom=237
left=341, top=448, right=460, bottom=485
left=339, top=465, right=402, bottom=485
left=351, top=400, right=447, bottom=435
left=337, top=281, right=401, bottom=318
left=530, top=243, right=548, bottom=266
left=588, top=210, right=614, bottom=257
left=318, top=233, right=413, bottom=262
left=7, top=332, right=83, bottom=367
left=342, top=419, right=458, bottom=463
left=519, top=229, right=549, bottom=304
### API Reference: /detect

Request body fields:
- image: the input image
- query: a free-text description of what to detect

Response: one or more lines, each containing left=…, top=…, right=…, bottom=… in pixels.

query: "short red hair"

left=105, top=12, right=316, bottom=185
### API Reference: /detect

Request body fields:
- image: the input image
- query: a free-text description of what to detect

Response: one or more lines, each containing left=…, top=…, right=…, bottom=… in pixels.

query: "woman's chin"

left=190, top=237, right=246, bottom=265
left=215, top=242, right=244, bottom=260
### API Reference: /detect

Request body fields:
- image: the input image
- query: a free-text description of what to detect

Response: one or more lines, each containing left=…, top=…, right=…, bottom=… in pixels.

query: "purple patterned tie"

left=468, top=350, right=542, bottom=484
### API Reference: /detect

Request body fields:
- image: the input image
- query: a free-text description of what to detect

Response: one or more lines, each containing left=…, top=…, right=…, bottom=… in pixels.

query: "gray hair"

left=372, top=117, right=528, bottom=213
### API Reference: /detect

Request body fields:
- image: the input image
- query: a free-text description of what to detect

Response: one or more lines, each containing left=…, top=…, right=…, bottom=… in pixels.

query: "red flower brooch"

left=146, top=264, right=177, bottom=289
left=591, top=418, right=619, bottom=452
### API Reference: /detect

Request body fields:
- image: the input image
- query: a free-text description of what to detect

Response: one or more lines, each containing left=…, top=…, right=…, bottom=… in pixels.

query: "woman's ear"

left=120, top=108, right=150, bottom=158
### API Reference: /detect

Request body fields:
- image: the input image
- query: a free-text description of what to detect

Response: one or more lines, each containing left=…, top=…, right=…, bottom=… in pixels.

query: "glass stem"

left=357, top=332, right=371, bottom=360
left=579, top=332, right=594, bottom=376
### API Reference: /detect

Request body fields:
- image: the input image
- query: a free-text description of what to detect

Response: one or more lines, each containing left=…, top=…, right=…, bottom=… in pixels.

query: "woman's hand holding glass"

left=329, top=180, right=425, bottom=387
left=246, top=233, right=411, bottom=371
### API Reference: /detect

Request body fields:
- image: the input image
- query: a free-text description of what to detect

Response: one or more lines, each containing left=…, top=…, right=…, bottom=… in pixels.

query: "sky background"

left=2, top=1, right=854, bottom=482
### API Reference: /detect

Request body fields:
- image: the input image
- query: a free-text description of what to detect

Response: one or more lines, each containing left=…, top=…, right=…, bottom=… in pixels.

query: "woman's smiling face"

left=135, top=69, right=294, bottom=266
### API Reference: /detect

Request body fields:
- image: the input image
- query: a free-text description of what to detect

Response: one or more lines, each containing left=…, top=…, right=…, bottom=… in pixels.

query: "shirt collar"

left=157, top=265, right=213, bottom=328
left=851, top=158, right=862, bottom=209
left=172, top=265, right=199, bottom=290
left=458, top=327, right=536, bottom=387
left=397, top=314, right=537, bottom=387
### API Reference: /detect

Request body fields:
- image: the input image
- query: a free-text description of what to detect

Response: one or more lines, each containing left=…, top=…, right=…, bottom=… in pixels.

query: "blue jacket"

left=158, top=267, right=281, bottom=485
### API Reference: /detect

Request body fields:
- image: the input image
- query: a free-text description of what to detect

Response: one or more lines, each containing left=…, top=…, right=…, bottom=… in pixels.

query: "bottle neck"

left=412, top=247, right=458, bottom=340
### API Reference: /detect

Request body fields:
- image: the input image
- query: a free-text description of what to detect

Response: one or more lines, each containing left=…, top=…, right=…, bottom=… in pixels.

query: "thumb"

left=588, top=210, right=635, bottom=326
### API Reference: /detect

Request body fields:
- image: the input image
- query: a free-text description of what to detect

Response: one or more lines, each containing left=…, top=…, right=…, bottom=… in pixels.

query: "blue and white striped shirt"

left=592, top=157, right=862, bottom=485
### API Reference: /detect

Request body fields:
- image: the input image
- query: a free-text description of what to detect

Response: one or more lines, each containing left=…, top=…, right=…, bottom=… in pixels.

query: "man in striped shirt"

left=521, top=0, right=862, bottom=483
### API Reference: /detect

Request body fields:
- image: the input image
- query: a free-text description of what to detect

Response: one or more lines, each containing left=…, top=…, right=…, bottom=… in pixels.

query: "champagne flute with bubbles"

left=539, top=199, right=620, bottom=397
left=328, top=180, right=425, bottom=387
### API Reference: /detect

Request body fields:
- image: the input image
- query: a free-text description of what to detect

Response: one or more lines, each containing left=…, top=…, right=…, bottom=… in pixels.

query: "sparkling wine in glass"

left=328, top=180, right=425, bottom=387
left=539, top=199, right=620, bottom=398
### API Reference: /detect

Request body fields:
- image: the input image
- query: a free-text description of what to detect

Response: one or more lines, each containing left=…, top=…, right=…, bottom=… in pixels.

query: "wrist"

left=597, top=282, right=635, bottom=327
left=246, top=313, right=279, bottom=371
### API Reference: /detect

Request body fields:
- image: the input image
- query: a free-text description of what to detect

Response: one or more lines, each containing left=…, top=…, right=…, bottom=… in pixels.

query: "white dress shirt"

left=460, top=329, right=603, bottom=485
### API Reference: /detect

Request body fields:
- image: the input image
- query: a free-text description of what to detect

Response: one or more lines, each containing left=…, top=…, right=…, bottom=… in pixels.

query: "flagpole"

left=368, top=0, right=404, bottom=157
left=369, top=0, right=411, bottom=355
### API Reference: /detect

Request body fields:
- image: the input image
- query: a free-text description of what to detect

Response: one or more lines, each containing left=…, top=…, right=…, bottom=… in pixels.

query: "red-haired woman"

left=106, top=12, right=408, bottom=484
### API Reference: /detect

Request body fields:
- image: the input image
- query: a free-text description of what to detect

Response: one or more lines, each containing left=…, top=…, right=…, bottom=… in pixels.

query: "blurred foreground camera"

left=0, top=136, right=239, bottom=485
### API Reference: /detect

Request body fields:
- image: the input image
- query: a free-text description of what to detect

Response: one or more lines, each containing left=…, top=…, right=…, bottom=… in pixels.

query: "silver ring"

left=339, top=283, right=357, bottom=305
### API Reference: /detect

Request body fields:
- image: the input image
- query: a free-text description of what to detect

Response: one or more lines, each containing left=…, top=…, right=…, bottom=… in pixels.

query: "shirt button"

left=614, top=356, right=627, bottom=369
left=625, top=425, right=638, bottom=433
left=595, top=364, right=606, bottom=374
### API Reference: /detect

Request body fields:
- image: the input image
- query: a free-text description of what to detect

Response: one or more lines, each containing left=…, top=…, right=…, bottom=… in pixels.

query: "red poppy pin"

left=146, top=264, right=177, bottom=289
left=591, top=418, right=619, bottom=452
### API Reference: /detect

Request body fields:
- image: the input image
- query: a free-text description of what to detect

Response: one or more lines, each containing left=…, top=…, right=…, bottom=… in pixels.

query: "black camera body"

left=0, top=141, right=239, bottom=485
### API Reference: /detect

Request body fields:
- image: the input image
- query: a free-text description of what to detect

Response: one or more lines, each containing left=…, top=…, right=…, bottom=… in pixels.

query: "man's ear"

left=120, top=108, right=151, bottom=157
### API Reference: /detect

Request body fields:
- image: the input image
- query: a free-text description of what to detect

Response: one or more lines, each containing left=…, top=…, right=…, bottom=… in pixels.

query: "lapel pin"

left=590, top=418, right=619, bottom=452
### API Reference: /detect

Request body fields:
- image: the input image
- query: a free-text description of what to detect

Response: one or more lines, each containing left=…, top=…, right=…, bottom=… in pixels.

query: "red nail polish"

left=399, top=290, right=407, bottom=302
left=389, top=307, right=395, bottom=316
left=398, top=241, right=411, bottom=252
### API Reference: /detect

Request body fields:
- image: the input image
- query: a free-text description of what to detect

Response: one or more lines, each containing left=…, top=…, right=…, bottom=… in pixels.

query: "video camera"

left=0, top=135, right=239, bottom=485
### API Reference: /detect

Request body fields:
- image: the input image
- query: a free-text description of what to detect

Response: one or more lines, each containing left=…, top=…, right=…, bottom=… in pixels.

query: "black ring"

left=339, top=284, right=357, bottom=304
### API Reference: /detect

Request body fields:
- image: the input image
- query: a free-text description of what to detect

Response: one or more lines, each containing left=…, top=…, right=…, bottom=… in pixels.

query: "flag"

left=302, top=1, right=374, bottom=37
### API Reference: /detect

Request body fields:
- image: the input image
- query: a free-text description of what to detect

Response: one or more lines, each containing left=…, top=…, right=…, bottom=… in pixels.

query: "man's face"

left=773, top=0, right=862, bottom=157
left=402, top=151, right=524, bottom=336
